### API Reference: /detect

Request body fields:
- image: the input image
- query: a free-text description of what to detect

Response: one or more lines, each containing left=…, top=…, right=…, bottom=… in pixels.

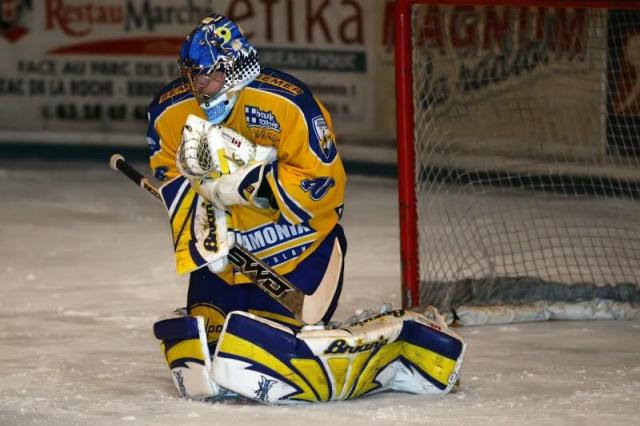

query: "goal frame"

left=394, top=0, right=640, bottom=308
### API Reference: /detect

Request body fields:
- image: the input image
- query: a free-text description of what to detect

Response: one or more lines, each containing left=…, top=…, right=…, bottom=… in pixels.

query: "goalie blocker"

left=154, top=308, right=465, bottom=404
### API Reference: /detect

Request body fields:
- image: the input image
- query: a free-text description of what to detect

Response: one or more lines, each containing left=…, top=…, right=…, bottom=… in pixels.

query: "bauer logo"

left=244, top=106, right=281, bottom=132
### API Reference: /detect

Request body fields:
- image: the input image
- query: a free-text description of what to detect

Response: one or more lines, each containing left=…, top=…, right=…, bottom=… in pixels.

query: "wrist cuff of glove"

left=238, top=163, right=272, bottom=208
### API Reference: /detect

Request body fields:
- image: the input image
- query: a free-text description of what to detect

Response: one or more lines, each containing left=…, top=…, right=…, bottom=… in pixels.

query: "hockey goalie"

left=145, top=13, right=465, bottom=404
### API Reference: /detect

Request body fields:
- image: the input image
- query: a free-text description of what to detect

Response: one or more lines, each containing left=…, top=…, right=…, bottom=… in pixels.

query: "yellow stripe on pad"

left=219, top=333, right=319, bottom=402
left=402, top=342, right=458, bottom=387
left=291, top=359, right=330, bottom=401
left=351, top=342, right=403, bottom=399
left=326, top=357, right=350, bottom=397
left=165, top=339, right=206, bottom=365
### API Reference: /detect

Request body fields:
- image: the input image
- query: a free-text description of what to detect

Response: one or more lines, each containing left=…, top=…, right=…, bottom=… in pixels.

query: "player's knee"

left=187, top=303, right=227, bottom=352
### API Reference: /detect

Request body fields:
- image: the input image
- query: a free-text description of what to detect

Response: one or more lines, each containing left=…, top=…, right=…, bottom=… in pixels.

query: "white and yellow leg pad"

left=153, top=316, right=221, bottom=399
left=211, top=309, right=466, bottom=404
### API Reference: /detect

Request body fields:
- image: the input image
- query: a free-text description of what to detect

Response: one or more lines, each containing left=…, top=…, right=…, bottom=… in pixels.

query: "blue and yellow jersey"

left=147, top=68, right=346, bottom=284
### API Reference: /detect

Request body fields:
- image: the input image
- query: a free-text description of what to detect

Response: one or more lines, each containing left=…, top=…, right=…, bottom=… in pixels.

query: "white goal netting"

left=402, top=2, right=640, bottom=324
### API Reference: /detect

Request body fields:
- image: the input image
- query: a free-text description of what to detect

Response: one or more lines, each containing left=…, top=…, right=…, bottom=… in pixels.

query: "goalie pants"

left=187, top=224, right=347, bottom=351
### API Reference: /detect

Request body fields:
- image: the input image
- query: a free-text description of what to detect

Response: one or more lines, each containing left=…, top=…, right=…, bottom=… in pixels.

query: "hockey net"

left=395, top=0, right=640, bottom=324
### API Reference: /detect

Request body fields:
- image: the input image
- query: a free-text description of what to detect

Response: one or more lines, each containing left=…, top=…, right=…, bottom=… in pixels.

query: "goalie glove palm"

left=195, top=162, right=270, bottom=209
left=177, top=114, right=256, bottom=178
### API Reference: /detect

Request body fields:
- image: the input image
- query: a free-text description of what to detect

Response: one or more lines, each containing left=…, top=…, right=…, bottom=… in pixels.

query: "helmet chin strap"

left=200, top=91, right=239, bottom=125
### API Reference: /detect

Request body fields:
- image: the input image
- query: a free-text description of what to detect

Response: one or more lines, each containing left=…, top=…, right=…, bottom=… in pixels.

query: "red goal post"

left=394, top=0, right=640, bottom=321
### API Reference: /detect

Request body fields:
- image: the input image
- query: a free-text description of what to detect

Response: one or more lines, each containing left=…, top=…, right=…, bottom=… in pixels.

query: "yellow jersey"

left=147, top=68, right=346, bottom=284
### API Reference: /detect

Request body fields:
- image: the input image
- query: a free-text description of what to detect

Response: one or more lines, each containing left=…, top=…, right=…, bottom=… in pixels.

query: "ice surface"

left=0, top=162, right=639, bottom=425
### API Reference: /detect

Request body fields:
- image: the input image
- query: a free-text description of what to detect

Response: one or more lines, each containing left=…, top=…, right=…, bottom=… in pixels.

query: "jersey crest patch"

left=311, top=116, right=337, bottom=163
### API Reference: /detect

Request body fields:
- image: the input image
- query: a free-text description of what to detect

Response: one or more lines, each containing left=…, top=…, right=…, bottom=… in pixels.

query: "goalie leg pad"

left=153, top=316, right=221, bottom=399
left=210, top=309, right=465, bottom=404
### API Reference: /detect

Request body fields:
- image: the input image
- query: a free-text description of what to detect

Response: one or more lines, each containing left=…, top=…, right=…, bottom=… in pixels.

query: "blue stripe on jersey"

left=160, top=177, right=190, bottom=222
left=147, top=77, right=194, bottom=126
left=271, top=160, right=312, bottom=224
left=188, top=240, right=207, bottom=268
left=169, top=184, right=192, bottom=228
left=249, top=68, right=338, bottom=164
left=276, top=211, right=293, bottom=227
left=248, top=67, right=311, bottom=99
left=282, top=224, right=344, bottom=294
left=147, top=120, right=161, bottom=156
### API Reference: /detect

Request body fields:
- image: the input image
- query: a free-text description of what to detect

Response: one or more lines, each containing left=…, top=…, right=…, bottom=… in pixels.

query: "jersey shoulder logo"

left=311, top=116, right=337, bottom=163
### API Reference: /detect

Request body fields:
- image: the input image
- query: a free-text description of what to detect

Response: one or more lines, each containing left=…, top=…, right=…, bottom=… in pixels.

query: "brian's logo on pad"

left=324, top=336, right=389, bottom=355
left=245, top=106, right=281, bottom=132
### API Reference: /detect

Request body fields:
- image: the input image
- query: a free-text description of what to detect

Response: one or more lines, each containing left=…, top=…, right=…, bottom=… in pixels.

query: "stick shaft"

left=110, top=154, right=162, bottom=201
left=109, top=154, right=307, bottom=323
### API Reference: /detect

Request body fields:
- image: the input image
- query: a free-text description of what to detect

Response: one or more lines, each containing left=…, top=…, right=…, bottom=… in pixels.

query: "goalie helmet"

left=179, top=14, right=260, bottom=124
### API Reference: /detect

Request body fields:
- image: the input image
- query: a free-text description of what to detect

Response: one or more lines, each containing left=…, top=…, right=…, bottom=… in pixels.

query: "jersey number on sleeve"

left=300, top=177, right=335, bottom=201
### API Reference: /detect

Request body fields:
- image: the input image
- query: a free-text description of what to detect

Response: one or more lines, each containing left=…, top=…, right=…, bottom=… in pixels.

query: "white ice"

left=0, top=162, right=639, bottom=426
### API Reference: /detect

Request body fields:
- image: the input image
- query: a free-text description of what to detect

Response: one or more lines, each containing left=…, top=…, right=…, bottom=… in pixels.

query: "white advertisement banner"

left=0, top=0, right=382, bottom=145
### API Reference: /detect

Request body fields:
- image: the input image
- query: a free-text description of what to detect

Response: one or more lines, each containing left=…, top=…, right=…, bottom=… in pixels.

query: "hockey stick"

left=109, top=154, right=307, bottom=323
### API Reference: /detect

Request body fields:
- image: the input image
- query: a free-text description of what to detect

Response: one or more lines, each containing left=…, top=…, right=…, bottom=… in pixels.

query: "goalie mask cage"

left=395, top=0, right=640, bottom=324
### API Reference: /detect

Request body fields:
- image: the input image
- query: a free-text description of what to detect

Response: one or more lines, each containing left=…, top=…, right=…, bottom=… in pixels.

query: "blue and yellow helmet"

left=179, top=14, right=260, bottom=103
